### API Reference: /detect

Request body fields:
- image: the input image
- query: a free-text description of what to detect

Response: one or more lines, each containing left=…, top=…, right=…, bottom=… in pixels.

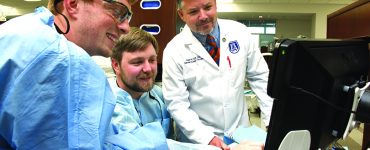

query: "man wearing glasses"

left=108, top=27, right=225, bottom=150
left=0, top=0, right=136, bottom=149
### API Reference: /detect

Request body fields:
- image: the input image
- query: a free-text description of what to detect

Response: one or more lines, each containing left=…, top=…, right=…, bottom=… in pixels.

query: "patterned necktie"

left=206, top=35, right=220, bottom=65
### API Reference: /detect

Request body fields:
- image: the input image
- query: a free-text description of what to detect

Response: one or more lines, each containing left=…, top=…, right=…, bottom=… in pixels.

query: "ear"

left=111, top=58, right=120, bottom=75
left=177, top=9, right=185, bottom=22
left=63, top=0, right=79, bottom=18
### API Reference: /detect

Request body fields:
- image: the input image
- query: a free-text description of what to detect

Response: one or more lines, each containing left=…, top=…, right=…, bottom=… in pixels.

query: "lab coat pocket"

left=226, top=56, right=246, bottom=89
left=183, top=70, right=197, bottom=85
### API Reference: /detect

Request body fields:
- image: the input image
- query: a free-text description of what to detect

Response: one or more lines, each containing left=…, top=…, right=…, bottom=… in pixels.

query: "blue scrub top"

left=109, top=79, right=172, bottom=138
left=0, top=7, right=169, bottom=149
left=0, top=7, right=115, bottom=149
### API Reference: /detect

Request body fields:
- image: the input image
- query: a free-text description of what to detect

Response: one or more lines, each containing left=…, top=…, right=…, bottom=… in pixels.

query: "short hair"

left=47, top=0, right=91, bottom=14
left=177, top=0, right=183, bottom=10
left=111, top=27, right=159, bottom=62
left=48, top=0, right=138, bottom=15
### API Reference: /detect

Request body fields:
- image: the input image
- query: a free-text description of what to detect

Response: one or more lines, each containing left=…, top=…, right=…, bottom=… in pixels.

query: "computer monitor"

left=265, top=39, right=369, bottom=150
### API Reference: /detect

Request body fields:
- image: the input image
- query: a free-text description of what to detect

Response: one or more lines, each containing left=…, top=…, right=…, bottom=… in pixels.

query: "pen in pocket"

left=227, top=56, right=232, bottom=68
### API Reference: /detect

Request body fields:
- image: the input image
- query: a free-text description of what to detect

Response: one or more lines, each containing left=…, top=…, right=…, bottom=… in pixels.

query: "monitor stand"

left=342, top=82, right=370, bottom=139
left=278, top=130, right=311, bottom=150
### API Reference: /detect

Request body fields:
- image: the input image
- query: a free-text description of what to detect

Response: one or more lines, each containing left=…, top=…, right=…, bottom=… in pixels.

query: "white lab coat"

left=162, top=19, right=273, bottom=144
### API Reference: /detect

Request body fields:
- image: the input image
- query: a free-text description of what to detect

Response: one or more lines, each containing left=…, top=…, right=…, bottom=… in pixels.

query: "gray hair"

left=177, top=0, right=183, bottom=10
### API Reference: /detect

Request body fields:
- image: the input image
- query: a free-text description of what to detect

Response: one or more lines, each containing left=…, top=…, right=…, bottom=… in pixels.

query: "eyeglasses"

left=103, top=0, right=132, bottom=23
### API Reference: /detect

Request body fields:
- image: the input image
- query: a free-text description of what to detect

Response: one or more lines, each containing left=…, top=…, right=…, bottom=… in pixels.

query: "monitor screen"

left=265, top=39, right=369, bottom=150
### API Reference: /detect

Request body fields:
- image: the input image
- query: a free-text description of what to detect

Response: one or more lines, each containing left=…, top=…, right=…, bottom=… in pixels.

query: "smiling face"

left=113, top=44, right=158, bottom=98
left=178, top=0, right=217, bottom=35
left=68, top=0, right=132, bottom=57
left=111, top=27, right=159, bottom=99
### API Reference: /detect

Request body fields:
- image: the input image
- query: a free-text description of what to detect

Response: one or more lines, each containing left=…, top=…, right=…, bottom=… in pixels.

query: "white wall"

left=275, top=19, right=312, bottom=39
left=217, top=3, right=347, bottom=38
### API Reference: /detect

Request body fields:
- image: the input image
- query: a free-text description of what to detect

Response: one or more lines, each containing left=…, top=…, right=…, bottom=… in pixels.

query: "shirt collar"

left=192, top=21, right=220, bottom=46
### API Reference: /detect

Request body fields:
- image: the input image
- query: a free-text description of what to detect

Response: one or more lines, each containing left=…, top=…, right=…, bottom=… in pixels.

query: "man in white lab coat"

left=162, top=0, right=273, bottom=149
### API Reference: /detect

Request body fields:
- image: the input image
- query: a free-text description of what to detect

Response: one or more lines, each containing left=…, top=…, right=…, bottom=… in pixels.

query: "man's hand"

left=209, top=136, right=230, bottom=150
left=232, top=141, right=264, bottom=150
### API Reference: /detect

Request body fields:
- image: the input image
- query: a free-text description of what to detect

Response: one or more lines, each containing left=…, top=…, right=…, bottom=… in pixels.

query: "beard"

left=195, top=18, right=215, bottom=35
left=120, top=72, right=157, bottom=93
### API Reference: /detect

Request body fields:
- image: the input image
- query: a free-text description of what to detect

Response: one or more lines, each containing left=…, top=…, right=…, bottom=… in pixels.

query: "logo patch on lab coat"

left=228, top=41, right=240, bottom=54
